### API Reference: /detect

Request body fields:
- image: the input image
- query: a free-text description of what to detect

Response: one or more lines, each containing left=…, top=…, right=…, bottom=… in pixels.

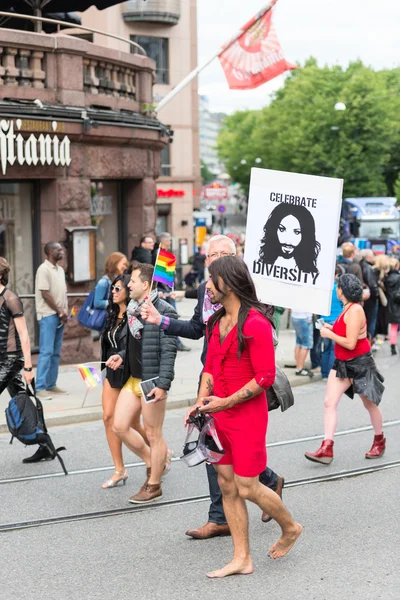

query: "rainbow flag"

left=77, top=363, right=102, bottom=388
left=68, top=306, right=78, bottom=320
left=153, top=249, right=176, bottom=287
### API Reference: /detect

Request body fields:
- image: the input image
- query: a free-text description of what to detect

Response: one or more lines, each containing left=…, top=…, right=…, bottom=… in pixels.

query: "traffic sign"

left=218, top=204, right=226, bottom=213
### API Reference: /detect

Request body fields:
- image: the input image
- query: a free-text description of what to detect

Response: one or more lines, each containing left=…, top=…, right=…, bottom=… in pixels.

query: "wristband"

left=24, top=367, right=33, bottom=372
left=160, top=315, right=170, bottom=331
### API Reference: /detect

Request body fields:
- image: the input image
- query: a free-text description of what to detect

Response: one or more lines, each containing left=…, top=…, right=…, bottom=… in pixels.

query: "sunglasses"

left=111, top=285, right=123, bottom=293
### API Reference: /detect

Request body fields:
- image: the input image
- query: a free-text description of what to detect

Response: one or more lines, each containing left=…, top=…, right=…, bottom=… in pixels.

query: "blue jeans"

left=321, top=337, right=335, bottom=379
left=310, top=325, right=321, bottom=368
left=36, top=314, right=65, bottom=391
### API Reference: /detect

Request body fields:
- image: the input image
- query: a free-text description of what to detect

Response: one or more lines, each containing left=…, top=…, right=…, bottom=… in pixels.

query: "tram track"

left=1, top=459, right=399, bottom=533
left=1, top=418, right=399, bottom=486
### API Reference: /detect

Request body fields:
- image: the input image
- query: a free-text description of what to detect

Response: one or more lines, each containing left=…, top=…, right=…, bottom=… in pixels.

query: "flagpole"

left=150, top=247, right=161, bottom=294
left=155, top=0, right=278, bottom=113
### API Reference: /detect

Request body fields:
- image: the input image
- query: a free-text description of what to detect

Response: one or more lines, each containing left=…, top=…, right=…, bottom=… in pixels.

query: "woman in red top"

left=305, top=273, right=385, bottom=465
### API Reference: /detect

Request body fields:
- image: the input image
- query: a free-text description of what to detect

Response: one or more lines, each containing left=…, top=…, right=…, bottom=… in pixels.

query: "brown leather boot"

left=185, top=522, right=231, bottom=539
left=365, top=434, right=386, bottom=459
left=128, top=483, right=162, bottom=504
left=304, top=439, right=334, bottom=465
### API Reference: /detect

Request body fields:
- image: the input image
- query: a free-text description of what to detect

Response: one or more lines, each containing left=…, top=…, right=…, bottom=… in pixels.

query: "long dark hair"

left=259, top=203, right=321, bottom=275
left=105, top=273, right=130, bottom=332
left=207, top=256, right=274, bottom=357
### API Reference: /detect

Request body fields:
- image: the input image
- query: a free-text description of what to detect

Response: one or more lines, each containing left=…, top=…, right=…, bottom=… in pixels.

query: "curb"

left=0, top=374, right=322, bottom=433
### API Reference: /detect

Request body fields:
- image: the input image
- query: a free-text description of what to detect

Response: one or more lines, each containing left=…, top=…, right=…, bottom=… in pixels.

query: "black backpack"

left=5, top=381, right=68, bottom=475
left=336, top=261, right=350, bottom=276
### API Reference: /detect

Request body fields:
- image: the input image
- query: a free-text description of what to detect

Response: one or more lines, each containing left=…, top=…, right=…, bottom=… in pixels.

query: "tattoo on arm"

left=206, top=377, right=214, bottom=395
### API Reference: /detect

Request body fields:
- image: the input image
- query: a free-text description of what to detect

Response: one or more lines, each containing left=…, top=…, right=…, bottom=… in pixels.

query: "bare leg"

left=113, top=389, right=151, bottom=467
left=323, top=370, right=352, bottom=440
left=360, top=394, right=383, bottom=434
left=102, top=380, right=124, bottom=480
left=142, top=397, right=167, bottom=485
left=206, top=465, right=254, bottom=579
left=131, top=412, right=150, bottom=446
left=296, top=347, right=309, bottom=370
left=235, top=475, right=302, bottom=560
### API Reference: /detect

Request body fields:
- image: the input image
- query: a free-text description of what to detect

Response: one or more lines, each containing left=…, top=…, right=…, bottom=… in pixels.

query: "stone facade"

left=0, top=29, right=168, bottom=362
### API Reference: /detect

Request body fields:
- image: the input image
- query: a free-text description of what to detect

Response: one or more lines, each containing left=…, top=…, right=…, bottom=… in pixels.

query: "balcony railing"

left=0, top=29, right=155, bottom=110
left=123, top=0, right=181, bottom=25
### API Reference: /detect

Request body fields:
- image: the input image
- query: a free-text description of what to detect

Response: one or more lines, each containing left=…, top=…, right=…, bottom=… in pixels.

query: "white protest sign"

left=244, top=168, right=343, bottom=315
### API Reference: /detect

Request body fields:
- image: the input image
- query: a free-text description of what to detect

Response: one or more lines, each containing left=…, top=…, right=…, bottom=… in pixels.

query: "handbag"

left=378, top=286, right=387, bottom=307
left=77, top=290, right=107, bottom=332
left=266, top=365, right=294, bottom=412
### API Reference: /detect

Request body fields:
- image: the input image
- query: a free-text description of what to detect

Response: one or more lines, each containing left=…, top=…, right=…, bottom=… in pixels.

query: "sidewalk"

left=0, top=299, right=320, bottom=432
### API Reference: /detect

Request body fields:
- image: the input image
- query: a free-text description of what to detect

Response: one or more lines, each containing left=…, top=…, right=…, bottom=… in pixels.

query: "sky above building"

left=197, top=0, right=400, bottom=114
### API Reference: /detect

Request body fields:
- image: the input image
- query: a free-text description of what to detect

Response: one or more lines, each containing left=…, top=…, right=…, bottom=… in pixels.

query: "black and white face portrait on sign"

left=244, top=168, right=343, bottom=314
left=259, top=203, right=321, bottom=284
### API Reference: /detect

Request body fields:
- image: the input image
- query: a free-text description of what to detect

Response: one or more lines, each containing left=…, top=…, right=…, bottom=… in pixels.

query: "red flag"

left=218, top=5, right=296, bottom=90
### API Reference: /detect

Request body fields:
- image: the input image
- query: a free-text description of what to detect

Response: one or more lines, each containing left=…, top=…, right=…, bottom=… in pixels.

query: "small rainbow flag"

left=68, top=306, right=78, bottom=320
left=77, top=363, right=102, bottom=388
left=153, top=249, right=176, bottom=287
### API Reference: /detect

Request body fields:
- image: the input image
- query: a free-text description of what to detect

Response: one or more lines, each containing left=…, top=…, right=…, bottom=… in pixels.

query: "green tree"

left=200, top=159, right=215, bottom=185
left=217, top=59, right=400, bottom=198
left=394, top=174, right=400, bottom=203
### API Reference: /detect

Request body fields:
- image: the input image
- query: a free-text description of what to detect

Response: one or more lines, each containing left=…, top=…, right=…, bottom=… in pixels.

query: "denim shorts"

left=292, top=318, right=313, bottom=349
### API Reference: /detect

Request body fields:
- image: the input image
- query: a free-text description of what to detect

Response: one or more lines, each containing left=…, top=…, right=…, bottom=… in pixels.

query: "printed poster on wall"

left=244, top=168, right=343, bottom=315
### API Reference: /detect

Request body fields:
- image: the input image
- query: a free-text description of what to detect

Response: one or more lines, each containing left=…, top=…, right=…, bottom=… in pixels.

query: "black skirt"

left=332, top=352, right=384, bottom=406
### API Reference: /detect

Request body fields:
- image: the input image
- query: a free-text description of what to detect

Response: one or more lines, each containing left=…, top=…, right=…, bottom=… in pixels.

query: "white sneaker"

left=35, top=390, right=53, bottom=401
left=47, top=386, right=69, bottom=395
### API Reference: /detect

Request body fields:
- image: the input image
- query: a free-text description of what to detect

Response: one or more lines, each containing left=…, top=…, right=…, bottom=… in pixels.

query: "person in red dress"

left=185, top=256, right=302, bottom=578
left=305, top=273, right=385, bottom=464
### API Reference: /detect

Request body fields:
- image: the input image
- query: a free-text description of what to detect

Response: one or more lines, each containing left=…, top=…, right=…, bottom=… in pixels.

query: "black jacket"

left=384, top=269, right=400, bottom=324
left=131, top=246, right=152, bottom=265
left=120, top=296, right=178, bottom=390
left=359, top=259, right=378, bottom=299
left=166, top=281, right=208, bottom=364
left=101, top=319, right=128, bottom=388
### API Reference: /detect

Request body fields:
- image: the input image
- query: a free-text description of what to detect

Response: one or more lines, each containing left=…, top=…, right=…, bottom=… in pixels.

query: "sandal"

left=295, top=368, right=314, bottom=377
left=102, top=470, right=128, bottom=489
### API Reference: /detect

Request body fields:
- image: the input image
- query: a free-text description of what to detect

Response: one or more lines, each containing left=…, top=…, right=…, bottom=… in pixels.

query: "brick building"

left=0, top=28, right=168, bottom=360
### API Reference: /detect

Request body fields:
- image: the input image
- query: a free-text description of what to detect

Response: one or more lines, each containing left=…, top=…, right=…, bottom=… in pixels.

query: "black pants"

left=207, top=462, right=279, bottom=525
left=0, top=355, right=25, bottom=396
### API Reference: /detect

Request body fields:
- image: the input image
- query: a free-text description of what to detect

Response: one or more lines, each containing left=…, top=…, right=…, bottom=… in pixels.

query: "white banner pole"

left=155, top=0, right=278, bottom=113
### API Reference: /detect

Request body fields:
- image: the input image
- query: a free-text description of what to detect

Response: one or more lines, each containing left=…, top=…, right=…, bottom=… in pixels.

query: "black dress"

left=101, top=316, right=128, bottom=389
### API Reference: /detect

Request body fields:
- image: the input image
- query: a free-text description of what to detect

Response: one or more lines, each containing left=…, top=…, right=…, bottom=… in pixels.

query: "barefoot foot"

left=268, top=523, right=303, bottom=559
left=206, top=558, right=254, bottom=579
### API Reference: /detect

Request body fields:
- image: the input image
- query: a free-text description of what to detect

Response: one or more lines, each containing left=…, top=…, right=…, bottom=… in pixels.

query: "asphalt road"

left=0, top=345, right=399, bottom=600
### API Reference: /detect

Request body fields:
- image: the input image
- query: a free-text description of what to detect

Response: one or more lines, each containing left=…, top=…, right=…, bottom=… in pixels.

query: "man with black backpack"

left=337, top=242, right=363, bottom=282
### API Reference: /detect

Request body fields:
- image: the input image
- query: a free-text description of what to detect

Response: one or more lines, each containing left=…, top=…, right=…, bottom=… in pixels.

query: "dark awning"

left=0, top=2, right=126, bottom=32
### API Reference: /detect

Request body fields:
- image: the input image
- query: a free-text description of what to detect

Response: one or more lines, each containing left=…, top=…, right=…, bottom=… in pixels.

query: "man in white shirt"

left=35, top=242, right=68, bottom=400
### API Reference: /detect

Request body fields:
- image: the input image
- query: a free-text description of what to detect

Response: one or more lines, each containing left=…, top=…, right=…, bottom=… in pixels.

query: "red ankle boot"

left=365, top=434, right=386, bottom=459
left=304, top=440, right=334, bottom=465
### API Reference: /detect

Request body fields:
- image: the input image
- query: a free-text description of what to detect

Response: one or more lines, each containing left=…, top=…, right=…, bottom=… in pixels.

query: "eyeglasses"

left=207, top=252, right=235, bottom=260
left=111, top=285, right=122, bottom=293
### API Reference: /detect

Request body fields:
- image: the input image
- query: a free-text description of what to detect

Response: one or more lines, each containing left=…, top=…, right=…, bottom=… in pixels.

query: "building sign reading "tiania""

left=0, top=119, right=72, bottom=175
